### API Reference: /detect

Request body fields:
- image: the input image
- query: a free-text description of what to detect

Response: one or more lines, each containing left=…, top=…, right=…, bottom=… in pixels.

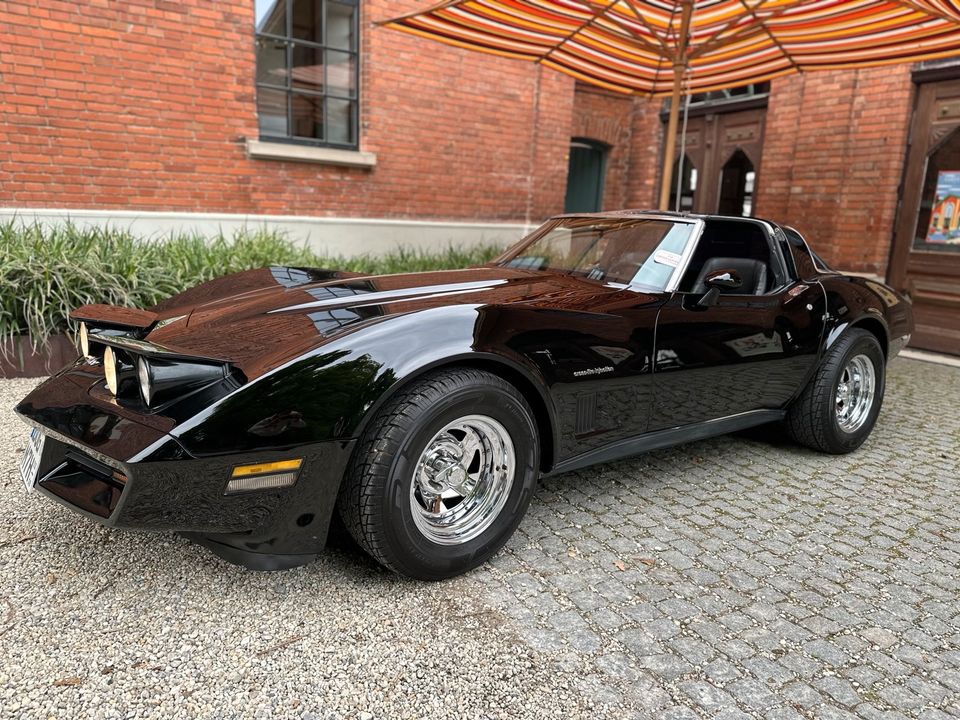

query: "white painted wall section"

left=0, top=208, right=532, bottom=257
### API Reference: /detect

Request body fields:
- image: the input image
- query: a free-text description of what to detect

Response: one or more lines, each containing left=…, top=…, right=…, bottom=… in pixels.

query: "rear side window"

left=773, top=227, right=798, bottom=279
left=783, top=226, right=833, bottom=278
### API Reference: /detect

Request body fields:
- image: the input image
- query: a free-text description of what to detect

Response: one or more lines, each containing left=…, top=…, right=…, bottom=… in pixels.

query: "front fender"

left=170, top=305, right=558, bottom=459
left=329, top=305, right=559, bottom=451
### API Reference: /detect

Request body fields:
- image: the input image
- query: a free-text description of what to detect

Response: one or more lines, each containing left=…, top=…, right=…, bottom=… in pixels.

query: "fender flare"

left=349, top=349, right=561, bottom=474
left=822, top=310, right=890, bottom=357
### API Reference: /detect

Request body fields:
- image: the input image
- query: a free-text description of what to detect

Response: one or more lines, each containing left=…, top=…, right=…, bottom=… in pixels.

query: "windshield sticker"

left=653, top=250, right=682, bottom=267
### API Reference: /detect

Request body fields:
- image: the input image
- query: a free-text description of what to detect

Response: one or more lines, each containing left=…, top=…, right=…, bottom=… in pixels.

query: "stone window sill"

left=245, top=139, right=377, bottom=168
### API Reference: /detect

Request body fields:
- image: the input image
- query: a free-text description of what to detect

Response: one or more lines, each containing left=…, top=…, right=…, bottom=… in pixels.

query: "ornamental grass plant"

left=0, top=220, right=502, bottom=352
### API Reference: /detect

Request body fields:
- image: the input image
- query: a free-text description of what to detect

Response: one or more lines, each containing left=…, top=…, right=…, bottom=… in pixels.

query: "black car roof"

left=549, top=209, right=779, bottom=226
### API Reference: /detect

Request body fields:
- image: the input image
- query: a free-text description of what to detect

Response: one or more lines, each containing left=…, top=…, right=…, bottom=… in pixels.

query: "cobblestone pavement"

left=1, top=357, right=958, bottom=718
left=478, top=357, right=960, bottom=719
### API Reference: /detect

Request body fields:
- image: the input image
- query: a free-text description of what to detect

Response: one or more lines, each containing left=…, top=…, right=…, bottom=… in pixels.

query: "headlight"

left=137, top=357, right=152, bottom=406
left=137, top=356, right=227, bottom=407
left=104, top=346, right=118, bottom=394
left=103, top=346, right=137, bottom=396
left=79, top=323, right=90, bottom=357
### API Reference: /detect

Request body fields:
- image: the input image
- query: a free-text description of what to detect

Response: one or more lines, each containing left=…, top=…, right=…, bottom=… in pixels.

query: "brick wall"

left=569, top=69, right=914, bottom=277
left=571, top=84, right=633, bottom=209
left=0, top=0, right=918, bottom=269
left=528, top=69, right=576, bottom=222
left=0, top=0, right=574, bottom=223
left=569, top=84, right=663, bottom=212
left=622, top=101, right=663, bottom=211
left=756, top=67, right=913, bottom=274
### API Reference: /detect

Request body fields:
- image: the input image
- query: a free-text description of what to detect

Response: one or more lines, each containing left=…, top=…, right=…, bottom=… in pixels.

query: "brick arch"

left=572, top=115, right=626, bottom=149
left=571, top=136, right=611, bottom=153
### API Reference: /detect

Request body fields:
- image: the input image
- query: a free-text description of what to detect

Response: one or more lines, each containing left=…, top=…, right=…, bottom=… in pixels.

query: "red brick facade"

left=0, top=0, right=921, bottom=275
left=569, top=85, right=663, bottom=213
left=755, top=67, right=914, bottom=274
left=0, top=0, right=573, bottom=222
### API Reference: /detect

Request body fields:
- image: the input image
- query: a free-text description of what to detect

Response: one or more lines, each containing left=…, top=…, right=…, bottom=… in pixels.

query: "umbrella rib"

left=687, top=0, right=802, bottom=61
left=734, top=0, right=801, bottom=74
left=538, top=0, right=625, bottom=67
left=619, top=0, right=673, bottom=56
left=887, top=0, right=960, bottom=24
left=687, top=18, right=759, bottom=61
left=649, top=0, right=682, bottom=100
left=374, top=0, right=464, bottom=26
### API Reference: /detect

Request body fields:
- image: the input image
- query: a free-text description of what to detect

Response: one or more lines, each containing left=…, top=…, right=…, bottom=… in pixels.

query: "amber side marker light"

left=225, top=459, right=303, bottom=495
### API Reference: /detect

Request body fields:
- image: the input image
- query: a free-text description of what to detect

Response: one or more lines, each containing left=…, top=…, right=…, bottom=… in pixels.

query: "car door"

left=649, top=222, right=827, bottom=431
left=498, top=283, right=665, bottom=463
left=540, top=219, right=698, bottom=456
left=492, top=214, right=700, bottom=463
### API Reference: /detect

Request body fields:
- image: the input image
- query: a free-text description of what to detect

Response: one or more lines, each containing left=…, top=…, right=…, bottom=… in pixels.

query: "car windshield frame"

left=494, top=215, right=703, bottom=293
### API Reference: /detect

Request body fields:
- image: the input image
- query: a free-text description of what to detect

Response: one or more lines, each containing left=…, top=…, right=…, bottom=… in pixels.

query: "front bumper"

left=15, top=366, right=356, bottom=567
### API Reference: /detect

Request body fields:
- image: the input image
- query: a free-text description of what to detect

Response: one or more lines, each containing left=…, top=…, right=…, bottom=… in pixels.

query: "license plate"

left=19, top=428, right=45, bottom=492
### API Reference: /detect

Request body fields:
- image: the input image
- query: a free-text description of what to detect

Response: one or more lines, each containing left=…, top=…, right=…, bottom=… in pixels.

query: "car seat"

left=691, top=257, right=768, bottom=295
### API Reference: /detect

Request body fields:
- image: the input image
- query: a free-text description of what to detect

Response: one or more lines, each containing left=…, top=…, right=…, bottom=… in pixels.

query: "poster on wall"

left=926, top=170, right=960, bottom=244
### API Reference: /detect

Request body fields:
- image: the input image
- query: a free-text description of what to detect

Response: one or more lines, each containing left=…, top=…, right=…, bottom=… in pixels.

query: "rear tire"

left=337, top=367, right=539, bottom=580
left=786, top=328, right=885, bottom=454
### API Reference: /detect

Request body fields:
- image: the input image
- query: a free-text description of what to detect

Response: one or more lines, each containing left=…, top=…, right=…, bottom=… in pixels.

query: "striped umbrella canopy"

left=382, top=0, right=960, bottom=208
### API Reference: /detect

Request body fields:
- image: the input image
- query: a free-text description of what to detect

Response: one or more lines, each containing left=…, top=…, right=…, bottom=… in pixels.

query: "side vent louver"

left=575, top=393, right=597, bottom=435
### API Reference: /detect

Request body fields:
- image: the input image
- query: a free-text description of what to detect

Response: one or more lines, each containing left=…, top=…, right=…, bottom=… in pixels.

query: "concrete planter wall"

left=0, top=209, right=528, bottom=258
left=0, top=335, right=76, bottom=379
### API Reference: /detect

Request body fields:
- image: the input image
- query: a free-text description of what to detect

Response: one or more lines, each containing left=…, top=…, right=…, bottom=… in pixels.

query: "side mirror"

left=697, top=268, right=742, bottom=307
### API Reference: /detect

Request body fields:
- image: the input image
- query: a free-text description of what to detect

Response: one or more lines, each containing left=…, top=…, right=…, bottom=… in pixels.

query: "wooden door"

left=668, top=107, right=765, bottom=216
left=890, top=78, right=960, bottom=356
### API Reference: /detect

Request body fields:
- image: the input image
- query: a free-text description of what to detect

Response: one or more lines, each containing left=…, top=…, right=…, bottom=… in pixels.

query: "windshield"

left=496, top=217, right=697, bottom=291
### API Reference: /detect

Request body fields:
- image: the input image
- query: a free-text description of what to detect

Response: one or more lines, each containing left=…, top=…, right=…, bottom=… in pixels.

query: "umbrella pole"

left=658, top=0, right=694, bottom=211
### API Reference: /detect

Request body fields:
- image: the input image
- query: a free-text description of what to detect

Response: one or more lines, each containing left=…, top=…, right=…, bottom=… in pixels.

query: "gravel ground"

left=1, top=358, right=959, bottom=719
left=0, top=378, right=592, bottom=720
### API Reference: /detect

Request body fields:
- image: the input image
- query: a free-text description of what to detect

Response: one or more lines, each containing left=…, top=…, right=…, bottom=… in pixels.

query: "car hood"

left=144, top=266, right=644, bottom=379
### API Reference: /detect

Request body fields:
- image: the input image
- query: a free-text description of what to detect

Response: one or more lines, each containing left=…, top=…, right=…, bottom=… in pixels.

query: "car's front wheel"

left=337, top=367, right=539, bottom=580
left=786, top=328, right=885, bottom=454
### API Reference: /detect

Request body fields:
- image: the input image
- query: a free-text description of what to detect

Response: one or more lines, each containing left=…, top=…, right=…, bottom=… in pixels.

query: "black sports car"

left=15, top=211, right=913, bottom=579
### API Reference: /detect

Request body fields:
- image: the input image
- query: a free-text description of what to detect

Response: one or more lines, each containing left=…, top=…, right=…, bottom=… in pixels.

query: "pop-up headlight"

left=103, top=347, right=137, bottom=396
left=137, top=356, right=227, bottom=406
left=79, top=322, right=90, bottom=358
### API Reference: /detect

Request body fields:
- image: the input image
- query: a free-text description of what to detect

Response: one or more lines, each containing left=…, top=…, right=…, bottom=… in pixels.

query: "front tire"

left=337, top=367, right=539, bottom=580
left=786, top=328, right=885, bottom=454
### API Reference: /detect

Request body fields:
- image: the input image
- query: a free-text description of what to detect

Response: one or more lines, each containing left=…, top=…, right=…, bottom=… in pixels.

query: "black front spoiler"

left=184, top=533, right=321, bottom=571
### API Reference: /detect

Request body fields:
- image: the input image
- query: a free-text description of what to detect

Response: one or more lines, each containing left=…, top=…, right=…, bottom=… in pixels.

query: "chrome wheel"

left=835, top=353, right=876, bottom=433
left=410, top=414, right=515, bottom=545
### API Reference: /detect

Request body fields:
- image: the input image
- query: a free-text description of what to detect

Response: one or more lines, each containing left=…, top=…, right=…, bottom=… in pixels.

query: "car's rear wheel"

left=337, top=367, right=539, bottom=580
left=785, top=328, right=885, bottom=454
